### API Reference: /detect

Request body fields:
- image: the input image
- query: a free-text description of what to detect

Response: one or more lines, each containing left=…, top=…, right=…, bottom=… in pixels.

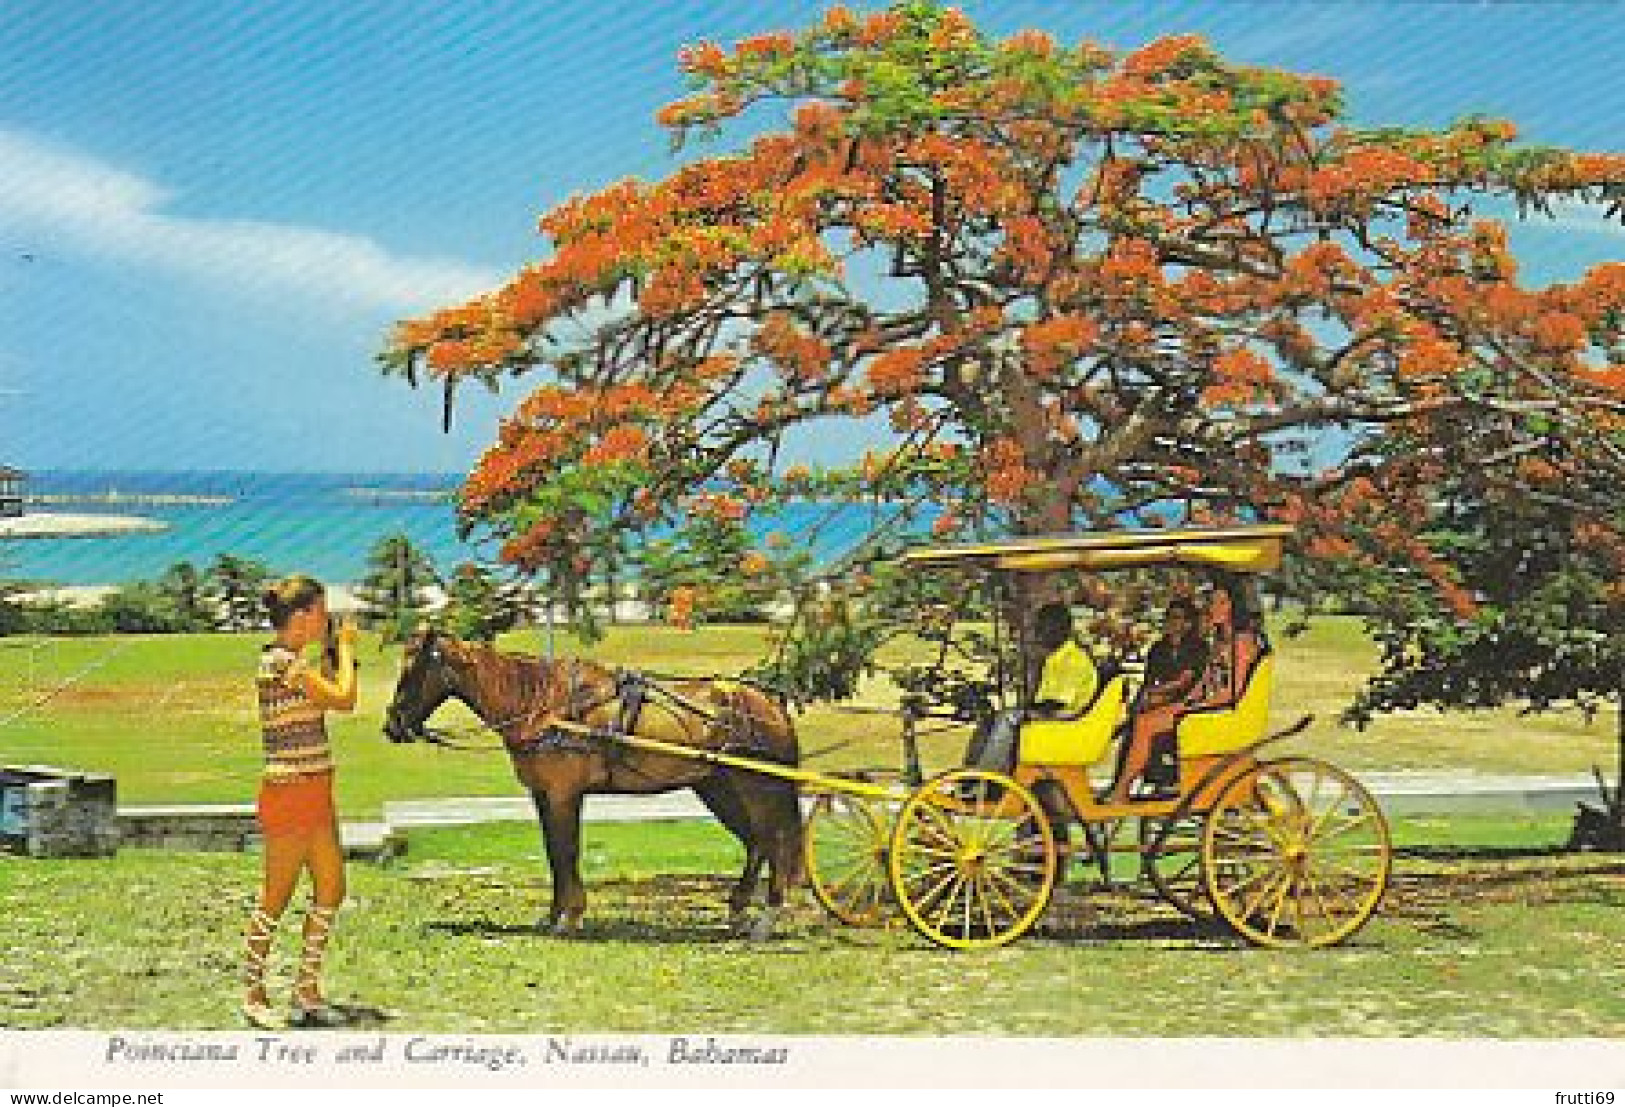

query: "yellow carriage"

left=803, top=525, right=1392, bottom=950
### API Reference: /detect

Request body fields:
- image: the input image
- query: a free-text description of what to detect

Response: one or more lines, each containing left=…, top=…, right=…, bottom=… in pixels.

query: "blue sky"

left=0, top=1, right=1621, bottom=474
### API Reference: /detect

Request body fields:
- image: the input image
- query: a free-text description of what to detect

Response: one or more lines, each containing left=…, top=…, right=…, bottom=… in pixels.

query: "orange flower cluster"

left=582, top=424, right=650, bottom=466
left=1396, top=325, right=1464, bottom=379
left=678, top=41, right=730, bottom=79
left=689, top=493, right=748, bottom=524
left=855, top=10, right=903, bottom=47
left=999, top=215, right=1057, bottom=282
left=1098, top=238, right=1162, bottom=292
left=668, top=585, right=698, bottom=630
left=821, top=5, right=858, bottom=38
left=1305, top=146, right=1430, bottom=213
left=1121, top=34, right=1209, bottom=80
left=735, top=31, right=796, bottom=60
left=855, top=202, right=933, bottom=243
left=866, top=345, right=930, bottom=396
left=462, top=428, right=564, bottom=513
left=982, top=438, right=1035, bottom=506
left=1003, top=29, right=1056, bottom=58
left=1529, top=311, right=1587, bottom=353
left=1285, top=241, right=1358, bottom=298
left=498, top=520, right=556, bottom=574
left=1204, top=347, right=1276, bottom=405
left=927, top=7, right=977, bottom=50
left=1022, top=315, right=1100, bottom=377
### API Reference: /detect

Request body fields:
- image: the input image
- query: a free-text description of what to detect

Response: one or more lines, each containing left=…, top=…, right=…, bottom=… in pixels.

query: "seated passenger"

left=964, top=601, right=1099, bottom=773
left=1107, top=596, right=1207, bottom=803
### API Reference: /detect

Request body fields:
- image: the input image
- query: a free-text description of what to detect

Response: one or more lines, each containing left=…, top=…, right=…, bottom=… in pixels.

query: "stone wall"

left=0, top=765, right=119, bottom=858
left=117, top=805, right=260, bottom=853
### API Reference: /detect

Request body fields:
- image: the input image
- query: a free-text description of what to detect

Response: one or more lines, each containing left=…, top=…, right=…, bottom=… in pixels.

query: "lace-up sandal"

left=240, top=908, right=285, bottom=1030
left=290, top=904, right=349, bottom=1029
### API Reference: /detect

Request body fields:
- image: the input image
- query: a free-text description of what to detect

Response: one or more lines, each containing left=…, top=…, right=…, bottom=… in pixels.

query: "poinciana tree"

left=384, top=2, right=1625, bottom=689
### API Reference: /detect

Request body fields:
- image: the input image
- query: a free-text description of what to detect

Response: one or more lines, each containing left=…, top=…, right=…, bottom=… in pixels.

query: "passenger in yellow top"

left=1028, top=603, right=1099, bottom=717
left=965, top=602, right=1100, bottom=773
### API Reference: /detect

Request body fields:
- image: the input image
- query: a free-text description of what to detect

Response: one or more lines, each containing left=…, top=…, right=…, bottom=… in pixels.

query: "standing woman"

left=241, top=575, right=359, bottom=1029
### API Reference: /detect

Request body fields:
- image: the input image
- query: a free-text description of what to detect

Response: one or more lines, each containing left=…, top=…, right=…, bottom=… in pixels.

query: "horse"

left=382, top=628, right=805, bottom=939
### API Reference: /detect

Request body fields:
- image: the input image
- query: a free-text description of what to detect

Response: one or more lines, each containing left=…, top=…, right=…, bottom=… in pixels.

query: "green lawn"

left=3, top=813, right=1621, bottom=1035
left=3, top=622, right=1619, bottom=1037
left=0, top=619, right=1617, bottom=817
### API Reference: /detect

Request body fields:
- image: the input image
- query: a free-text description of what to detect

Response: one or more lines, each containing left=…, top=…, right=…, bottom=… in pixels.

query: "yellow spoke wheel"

left=1201, top=758, right=1391, bottom=948
left=1138, top=814, right=1215, bottom=922
left=887, top=769, right=1057, bottom=950
left=805, top=792, right=895, bottom=927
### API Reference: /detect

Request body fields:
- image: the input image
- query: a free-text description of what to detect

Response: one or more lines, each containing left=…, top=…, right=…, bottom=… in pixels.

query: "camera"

left=322, top=615, right=341, bottom=674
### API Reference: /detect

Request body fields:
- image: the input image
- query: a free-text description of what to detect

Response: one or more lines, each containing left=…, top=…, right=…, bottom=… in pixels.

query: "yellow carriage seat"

left=1177, top=642, right=1275, bottom=758
left=1019, top=673, right=1132, bottom=767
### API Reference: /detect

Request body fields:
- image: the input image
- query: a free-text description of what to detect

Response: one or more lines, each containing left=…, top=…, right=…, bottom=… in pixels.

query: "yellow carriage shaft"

left=897, top=524, right=1294, bottom=575
left=545, top=718, right=904, bottom=801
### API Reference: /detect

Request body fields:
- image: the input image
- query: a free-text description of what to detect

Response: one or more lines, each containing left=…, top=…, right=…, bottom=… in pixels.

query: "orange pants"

left=256, top=771, right=336, bottom=837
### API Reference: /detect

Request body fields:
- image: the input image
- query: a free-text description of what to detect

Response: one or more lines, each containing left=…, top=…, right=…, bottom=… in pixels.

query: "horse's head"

left=384, top=626, right=462, bottom=744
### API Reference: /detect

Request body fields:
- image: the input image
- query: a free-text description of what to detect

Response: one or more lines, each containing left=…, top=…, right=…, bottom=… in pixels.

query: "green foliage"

left=206, top=554, right=272, bottom=632
left=439, top=563, right=524, bottom=643
left=98, top=583, right=193, bottom=634
left=747, top=593, right=887, bottom=706
left=355, top=534, right=440, bottom=642
left=640, top=515, right=810, bottom=625
left=155, top=561, right=215, bottom=632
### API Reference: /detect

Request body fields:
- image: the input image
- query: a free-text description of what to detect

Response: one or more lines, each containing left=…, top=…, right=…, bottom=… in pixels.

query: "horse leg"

left=529, top=788, right=588, bottom=935
left=726, top=779, right=804, bottom=942
left=693, top=778, right=765, bottom=937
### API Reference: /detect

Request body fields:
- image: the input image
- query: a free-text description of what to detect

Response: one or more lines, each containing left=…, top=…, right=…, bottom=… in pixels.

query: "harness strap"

left=613, top=669, right=650, bottom=735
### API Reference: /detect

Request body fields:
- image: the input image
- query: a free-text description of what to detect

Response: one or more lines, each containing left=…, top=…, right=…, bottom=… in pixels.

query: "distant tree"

left=440, top=563, right=523, bottom=643
left=1331, top=386, right=1625, bottom=849
left=155, top=562, right=214, bottom=633
left=207, top=554, right=272, bottom=631
left=355, top=534, right=439, bottom=642
left=98, top=583, right=184, bottom=634
left=640, top=513, right=812, bottom=626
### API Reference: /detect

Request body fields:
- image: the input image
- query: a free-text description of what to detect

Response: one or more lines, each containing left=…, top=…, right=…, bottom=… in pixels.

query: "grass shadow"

left=1394, top=844, right=1575, bottom=862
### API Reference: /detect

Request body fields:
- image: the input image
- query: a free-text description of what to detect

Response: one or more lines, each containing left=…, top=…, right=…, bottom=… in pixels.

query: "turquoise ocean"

left=4, top=471, right=894, bottom=586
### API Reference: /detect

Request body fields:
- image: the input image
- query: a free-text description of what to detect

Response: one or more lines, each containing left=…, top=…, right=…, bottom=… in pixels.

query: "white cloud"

left=0, top=127, right=503, bottom=314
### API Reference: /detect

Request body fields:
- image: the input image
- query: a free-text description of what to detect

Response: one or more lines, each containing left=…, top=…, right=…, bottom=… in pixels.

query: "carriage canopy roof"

left=899, top=524, right=1295, bottom=575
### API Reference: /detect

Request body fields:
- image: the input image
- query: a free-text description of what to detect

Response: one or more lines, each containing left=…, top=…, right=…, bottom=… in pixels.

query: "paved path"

left=116, top=771, right=1605, bottom=859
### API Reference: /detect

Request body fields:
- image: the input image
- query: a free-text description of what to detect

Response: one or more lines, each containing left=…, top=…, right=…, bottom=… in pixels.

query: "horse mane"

left=450, top=638, right=613, bottom=723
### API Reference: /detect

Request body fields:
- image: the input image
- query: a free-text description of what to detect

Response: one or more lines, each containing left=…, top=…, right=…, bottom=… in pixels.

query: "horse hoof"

left=747, top=908, right=780, bottom=943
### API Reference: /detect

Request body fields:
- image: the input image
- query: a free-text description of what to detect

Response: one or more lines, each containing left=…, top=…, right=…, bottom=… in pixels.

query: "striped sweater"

left=256, top=645, right=334, bottom=780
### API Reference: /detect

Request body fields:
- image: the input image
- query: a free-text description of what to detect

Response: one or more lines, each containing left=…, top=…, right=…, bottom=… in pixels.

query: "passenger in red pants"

left=1109, top=597, right=1207, bottom=803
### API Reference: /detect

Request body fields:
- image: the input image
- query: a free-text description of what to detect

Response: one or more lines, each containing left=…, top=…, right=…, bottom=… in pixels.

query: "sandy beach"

left=0, top=512, right=167, bottom=539
left=12, top=581, right=452, bottom=613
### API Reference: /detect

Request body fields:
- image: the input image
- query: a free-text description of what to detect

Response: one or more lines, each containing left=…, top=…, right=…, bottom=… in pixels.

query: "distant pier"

left=27, top=492, right=233, bottom=507
left=340, top=487, right=455, bottom=505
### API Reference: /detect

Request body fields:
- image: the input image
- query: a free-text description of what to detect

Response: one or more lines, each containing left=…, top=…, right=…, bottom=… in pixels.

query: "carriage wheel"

left=887, top=769, right=1057, bottom=950
left=805, top=792, right=895, bottom=927
left=1138, top=813, right=1215, bottom=922
left=1201, top=758, right=1391, bottom=948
